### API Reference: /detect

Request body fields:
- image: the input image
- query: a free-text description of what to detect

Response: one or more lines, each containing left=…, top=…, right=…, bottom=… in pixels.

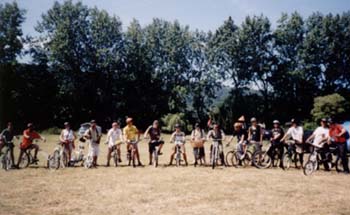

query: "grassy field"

left=1, top=134, right=350, bottom=215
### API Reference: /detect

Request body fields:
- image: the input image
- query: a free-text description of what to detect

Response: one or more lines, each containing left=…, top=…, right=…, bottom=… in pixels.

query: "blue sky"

left=2, top=0, right=350, bottom=36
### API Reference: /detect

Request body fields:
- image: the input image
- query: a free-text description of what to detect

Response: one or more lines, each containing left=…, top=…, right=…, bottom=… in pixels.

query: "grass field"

left=1, top=134, right=350, bottom=215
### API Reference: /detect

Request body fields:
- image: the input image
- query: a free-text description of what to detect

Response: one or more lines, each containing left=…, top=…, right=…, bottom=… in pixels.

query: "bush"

left=311, top=93, right=349, bottom=122
left=41, top=127, right=61, bottom=135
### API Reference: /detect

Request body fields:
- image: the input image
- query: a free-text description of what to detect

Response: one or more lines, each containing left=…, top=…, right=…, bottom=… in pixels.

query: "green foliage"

left=161, top=113, right=188, bottom=133
left=311, top=93, right=349, bottom=122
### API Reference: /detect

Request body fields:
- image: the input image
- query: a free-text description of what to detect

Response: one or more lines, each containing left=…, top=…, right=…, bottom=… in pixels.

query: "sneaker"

left=158, top=151, right=163, bottom=156
left=118, top=158, right=122, bottom=163
left=106, top=163, right=110, bottom=167
left=138, top=162, right=143, bottom=166
left=149, top=162, right=152, bottom=166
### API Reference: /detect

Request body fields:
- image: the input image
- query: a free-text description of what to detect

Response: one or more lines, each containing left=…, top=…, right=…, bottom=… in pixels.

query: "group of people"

left=0, top=116, right=349, bottom=173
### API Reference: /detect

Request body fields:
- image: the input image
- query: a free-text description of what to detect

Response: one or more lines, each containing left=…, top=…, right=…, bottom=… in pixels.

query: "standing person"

left=16, top=123, right=46, bottom=167
left=328, top=118, right=349, bottom=174
left=268, top=120, right=284, bottom=168
left=144, top=120, right=164, bottom=165
left=84, top=120, right=102, bottom=167
left=106, top=122, right=123, bottom=166
left=190, top=123, right=206, bottom=166
left=0, top=122, right=17, bottom=167
left=59, top=122, right=76, bottom=163
left=228, top=122, right=248, bottom=160
left=207, top=123, right=226, bottom=166
left=169, top=124, right=188, bottom=166
left=248, top=117, right=263, bottom=151
left=123, top=118, right=142, bottom=166
left=281, top=119, right=304, bottom=166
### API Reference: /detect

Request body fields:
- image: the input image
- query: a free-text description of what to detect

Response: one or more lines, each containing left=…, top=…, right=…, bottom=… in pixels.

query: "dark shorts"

left=193, top=147, right=205, bottom=158
left=149, top=140, right=164, bottom=153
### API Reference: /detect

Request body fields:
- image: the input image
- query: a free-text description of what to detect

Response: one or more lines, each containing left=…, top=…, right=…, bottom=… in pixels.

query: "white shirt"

left=62, top=129, right=75, bottom=141
left=191, top=129, right=206, bottom=141
left=107, top=128, right=123, bottom=147
left=286, top=126, right=303, bottom=143
left=312, top=126, right=329, bottom=146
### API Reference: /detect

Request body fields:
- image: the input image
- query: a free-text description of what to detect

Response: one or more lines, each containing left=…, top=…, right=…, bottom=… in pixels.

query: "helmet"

left=126, top=118, right=133, bottom=123
left=27, top=123, right=33, bottom=128
left=250, top=117, right=257, bottom=122
left=273, top=120, right=280, bottom=124
left=174, top=124, right=180, bottom=128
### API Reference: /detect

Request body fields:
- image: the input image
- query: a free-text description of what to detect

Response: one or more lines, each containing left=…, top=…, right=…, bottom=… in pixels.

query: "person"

left=16, top=123, right=46, bottom=167
left=248, top=117, right=263, bottom=151
left=207, top=123, right=226, bottom=166
left=327, top=118, right=349, bottom=174
left=267, top=120, right=284, bottom=168
left=59, top=122, right=76, bottom=163
left=84, top=120, right=102, bottom=167
left=106, top=122, right=123, bottom=166
left=190, top=123, right=206, bottom=166
left=305, top=118, right=330, bottom=171
left=169, top=124, right=188, bottom=166
left=123, top=117, right=142, bottom=166
left=0, top=122, right=18, bottom=167
left=228, top=122, right=248, bottom=160
left=144, top=120, right=164, bottom=165
left=281, top=119, right=304, bottom=167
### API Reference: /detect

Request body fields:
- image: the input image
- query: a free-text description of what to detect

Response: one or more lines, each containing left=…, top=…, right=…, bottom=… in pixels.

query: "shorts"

left=20, top=143, right=37, bottom=151
left=62, top=142, right=73, bottom=152
left=149, top=140, right=164, bottom=153
left=193, top=147, right=205, bottom=158
left=89, top=143, right=100, bottom=156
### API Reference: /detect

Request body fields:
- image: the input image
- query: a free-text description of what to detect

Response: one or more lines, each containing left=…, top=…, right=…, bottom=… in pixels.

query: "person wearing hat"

left=16, top=123, right=46, bottom=167
left=207, top=123, right=226, bottom=165
left=106, top=122, right=123, bottom=166
left=228, top=122, right=248, bottom=160
left=144, top=120, right=164, bottom=165
left=59, top=122, right=76, bottom=164
left=248, top=117, right=263, bottom=146
left=84, top=120, right=102, bottom=167
left=169, top=124, right=188, bottom=166
left=327, top=118, right=349, bottom=173
left=0, top=122, right=18, bottom=168
left=281, top=118, right=304, bottom=166
left=190, top=123, right=207, bottom=166
left=267, top=120, right=285, bottom=168
left=123, top=117, right=142, bottom=166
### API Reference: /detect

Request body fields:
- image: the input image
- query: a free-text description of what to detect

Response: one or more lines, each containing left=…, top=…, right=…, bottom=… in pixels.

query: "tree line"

left=0, top=1, right=349, bottom=132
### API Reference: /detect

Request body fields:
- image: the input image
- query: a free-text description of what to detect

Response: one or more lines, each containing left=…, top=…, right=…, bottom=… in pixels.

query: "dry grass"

left=1, top=134, right=350, bottom=215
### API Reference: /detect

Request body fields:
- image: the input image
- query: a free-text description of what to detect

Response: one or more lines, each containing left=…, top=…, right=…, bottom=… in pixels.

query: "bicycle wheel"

left=48, top=150, right=60, bottom=170
left=211, top=147, right=217, bottom=169
left=253, top=151, right=272, bottom=169
left=225, top=151, right=235, bottom=167
left=243, top=151, right=253, bottom=167
left=113, top=152, right=118, bottom=167
left=153, top=150, right=158, bottom=168
left=132, top=150, right=136, bottom=168
left=304, top=160, right=317, bottom=176
left=282, top=153, right=292, bottom=170
left=84, top=156, right=93, bottom=169
left=62, top=152, right=68, bottom=168
left=18, top=152, right=30, bottom=169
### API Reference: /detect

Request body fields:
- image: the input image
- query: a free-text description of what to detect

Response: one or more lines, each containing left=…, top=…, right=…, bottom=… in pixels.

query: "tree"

left=311, top=93, right=349, bottom=122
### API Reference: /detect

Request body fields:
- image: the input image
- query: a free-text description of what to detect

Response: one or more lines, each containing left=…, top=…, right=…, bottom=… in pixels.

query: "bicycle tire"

left=303, top=160, right=316, bottom=176
left=132, top=150, right=136, bottom=168
left=48, top=150, right=60, bottom=170
left=153, top=150, right=158, bottom=168
left=282, top=152, right=292, bottom=170
left=225, top=151, right=235, bottom=167
left=18, top=152, right=30, bottom=169
left=211, top=147, right=217, bottom=169
left=113, top=152, right=118, bottom=167
left=253, top=150, right=272, bottom=169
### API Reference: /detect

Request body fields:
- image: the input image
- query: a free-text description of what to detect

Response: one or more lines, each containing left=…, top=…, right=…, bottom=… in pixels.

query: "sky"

left=2, top=0, right=350, bottom=37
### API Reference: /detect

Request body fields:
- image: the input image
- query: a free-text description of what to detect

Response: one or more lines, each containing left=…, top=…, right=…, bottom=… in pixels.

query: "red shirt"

left=329, top=124, right=346, bottom=143
left=21, top=129, right=41, bottom=149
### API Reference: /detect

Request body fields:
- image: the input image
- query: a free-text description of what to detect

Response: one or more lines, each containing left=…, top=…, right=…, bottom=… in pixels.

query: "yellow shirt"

left=123, top=125, right=138, bottom=141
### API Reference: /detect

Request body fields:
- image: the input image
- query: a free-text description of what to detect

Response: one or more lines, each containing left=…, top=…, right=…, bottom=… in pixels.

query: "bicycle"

left=281, top=140, right=305, bottom=170
left=173, top=140, right=185, bottom=167
left=252, top=141, right=281, bottom=169
left=47, top=142, right=69, bottom=170
left=127, top=140, right=140, bottom=168
left=303, top=141, right=340, bottom=176
left=226, top=141, right=257, bottom=168
left=210, top=139, right=225, bottom=169
left=69, top=142, right=86, bottom=167
left=150, top=140, right=162, bottom=168
left=192, top=140, right=205, bottom=167
left=0, top=142, right=14, bottom=171
left=18, top=140, right=49, bottom=169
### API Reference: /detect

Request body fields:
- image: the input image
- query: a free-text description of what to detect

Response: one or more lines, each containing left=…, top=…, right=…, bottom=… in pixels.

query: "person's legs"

left=169, top=146, right=176, bottom=165
left=135, top=144, right=142, bottom=165
left=148, top=142, right=153, bottom=165
left=32, top=144, right=39, bottom=160
left=201, top=146, right=206, bottom=165
left=106, top=147, right=112, bottom=166
left=0, top=142, right=4, bottom=154
left=338, top=142, right=349, bottom=173
left=116, top=144, right=122, bottom=162
left=158, top=141, right=164, bottom=155
left=193, top=147, right=198, bottom=165
left=16, top=149, right=25, bottom=167
left=181, top=144, right=188, bottom=165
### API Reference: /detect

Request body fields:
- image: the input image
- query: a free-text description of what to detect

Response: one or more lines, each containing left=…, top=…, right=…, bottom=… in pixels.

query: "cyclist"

left=16, top=123, right=46, bottom=167
left=144, top=120, right=164, bottom=165
left=207, top=123, right=226, bottom=166
left=123, top=117, right=142, bottom=166
left=59, top=122, right=76, bottom=164
left=268, top=120, right=284, bottom=168
left=327, top=118, right=349, bottom=174
left=84, top=120, right=102, bottom=167
left=106, top=122, right=123, bottom=166
left=229, top=122, right=248, bottom=160
left=248, top=117, right=263, bottom=152
left=305, top=118, right=329, bottom=170
left=281, top=119, right=304, bottom=166
left=190, top=123, right=206, bottom=166
left=0, top=122, right=17, bottom=168
left=169, top=124, right=188, bottom=166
